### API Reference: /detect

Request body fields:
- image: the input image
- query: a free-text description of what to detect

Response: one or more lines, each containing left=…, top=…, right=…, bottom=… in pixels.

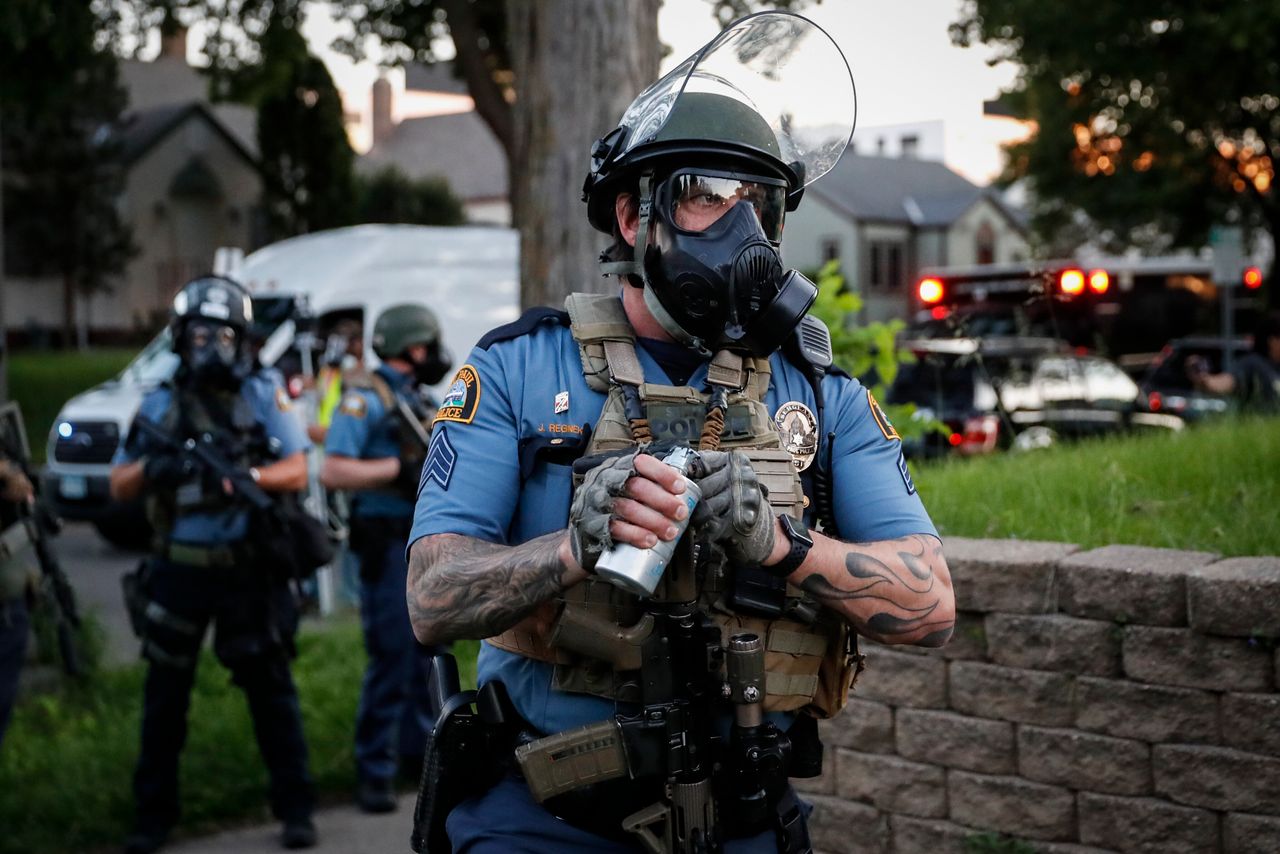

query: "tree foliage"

left=1, top=0, right=135, bottom=344
left=952, top=1, right=1279, bottom=272
left=249, top=13, right=356, bottom=238
left=354, top=165, right=464, bottom=226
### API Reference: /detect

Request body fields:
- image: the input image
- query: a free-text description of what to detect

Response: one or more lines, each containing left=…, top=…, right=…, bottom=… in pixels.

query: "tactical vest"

left=145, top=384, right=271, bottom=546
left=488, top=294, right=862, bottom=719
left=343, top=368, right=435, bottom=502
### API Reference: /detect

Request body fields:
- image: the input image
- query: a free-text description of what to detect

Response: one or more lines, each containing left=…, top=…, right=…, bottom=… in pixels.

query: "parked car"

left=887, top=337, right=1184, bottom=459
left=1135, top=336, right=1251, bottom=422
left=43, top=224, right=520, bottom=548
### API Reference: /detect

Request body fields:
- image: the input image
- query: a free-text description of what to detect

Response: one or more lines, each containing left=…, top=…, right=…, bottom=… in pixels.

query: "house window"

left=820, top=238, right=840, bottom=264
left=868, top=241, right=906, bottom=291
left=976, top=221, right=996, bottom=264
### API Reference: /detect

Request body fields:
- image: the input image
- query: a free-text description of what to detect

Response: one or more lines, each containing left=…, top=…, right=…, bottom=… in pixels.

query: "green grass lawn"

left=8, top=348, right=138, bottom=462
left=0, top=621, right=479, bottom=854
left=914, top=416, right=1280, bottom=556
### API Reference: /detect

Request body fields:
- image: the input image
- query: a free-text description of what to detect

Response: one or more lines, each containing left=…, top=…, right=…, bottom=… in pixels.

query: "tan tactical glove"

left=567, top=451, right=638, bottom=572
left=690, top=450, right=776, bottom=566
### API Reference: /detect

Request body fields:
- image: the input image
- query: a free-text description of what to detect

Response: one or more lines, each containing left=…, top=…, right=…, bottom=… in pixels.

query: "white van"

left=44, top=224, right=520, bottom=546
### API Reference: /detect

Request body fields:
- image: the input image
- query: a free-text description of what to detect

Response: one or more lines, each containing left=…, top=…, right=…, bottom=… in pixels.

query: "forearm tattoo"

left=407, top=531, right=569, bottom=644
left=798, top=534, right=953, bottom=647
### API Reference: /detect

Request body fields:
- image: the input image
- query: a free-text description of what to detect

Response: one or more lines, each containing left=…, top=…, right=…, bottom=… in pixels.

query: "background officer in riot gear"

left=110, top=275, right=318, bottom=853
left=320, top=303, right=448, bottom=813
left=406, top=12, right=955, bottom=852
left=0, top=446, right=36, bottom=749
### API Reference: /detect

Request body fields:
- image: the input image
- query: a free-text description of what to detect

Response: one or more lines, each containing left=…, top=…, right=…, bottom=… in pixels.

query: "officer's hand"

left=691, top=450, right=776, bottom=566
left=143, top=452, right=194, bottom=488
left=0, top=460, right=34, bottom=504
left=567, top=450, right=689, bottom=572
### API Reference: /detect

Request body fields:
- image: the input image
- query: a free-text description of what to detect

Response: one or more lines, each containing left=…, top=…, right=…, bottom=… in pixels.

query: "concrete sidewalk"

left=167, top=794, right=417, bottom=854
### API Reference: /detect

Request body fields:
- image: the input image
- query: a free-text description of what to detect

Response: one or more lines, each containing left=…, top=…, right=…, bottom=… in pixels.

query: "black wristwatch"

left=764, top=514, right=813, bottom=578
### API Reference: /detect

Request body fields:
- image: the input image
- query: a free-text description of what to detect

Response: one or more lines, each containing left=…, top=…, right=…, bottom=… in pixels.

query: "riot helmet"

left=582, top=11, right=856, bottom=356
left=168, top=275, right=254, bottom=386
left=372, top=303, right=454, bottom=385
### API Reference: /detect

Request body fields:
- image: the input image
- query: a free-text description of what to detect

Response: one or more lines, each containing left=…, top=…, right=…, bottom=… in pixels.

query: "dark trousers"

left=133, top=559, right=315, bottom=832
left=0, top=596, right=29, bottom=748
left=355, top=531, right=438, bottom=782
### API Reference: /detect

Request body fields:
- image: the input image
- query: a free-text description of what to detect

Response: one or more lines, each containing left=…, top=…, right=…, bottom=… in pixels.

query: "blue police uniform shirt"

left=409, top=304, right=938, bottom=736
left=324, top=364, right=418, bottom=519
left=116, top=372, right=309, bottom=547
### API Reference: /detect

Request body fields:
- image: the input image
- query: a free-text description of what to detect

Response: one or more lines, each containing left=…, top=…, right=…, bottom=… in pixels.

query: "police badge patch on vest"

left=339, top=393, right=368, bottom=419
left=773, top=401, right=818, bottom=471
left=434, top=365, right=481, bottom=425
left=867, top=390, right=900, bottom=442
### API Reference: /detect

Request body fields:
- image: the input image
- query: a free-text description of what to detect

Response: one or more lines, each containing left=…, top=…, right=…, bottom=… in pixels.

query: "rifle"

left=0, top=402, right=82, bottom=677
left=131, top=414, right=336, bottom=579
left=131, top=415, right=274, bottom=513
left=391, top=395, right=433, bottom=452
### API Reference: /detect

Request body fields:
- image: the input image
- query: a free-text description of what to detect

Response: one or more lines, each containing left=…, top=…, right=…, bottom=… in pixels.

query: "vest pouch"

left=808, top=621, right=865, bottom=720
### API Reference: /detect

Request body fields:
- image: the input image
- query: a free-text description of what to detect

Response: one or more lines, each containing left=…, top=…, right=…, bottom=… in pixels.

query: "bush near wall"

left=802, top=538, right=1280, bottom=854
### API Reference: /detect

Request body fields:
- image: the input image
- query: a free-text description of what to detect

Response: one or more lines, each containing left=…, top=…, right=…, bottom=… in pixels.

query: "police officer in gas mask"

left=110, top=276, right=318, bottom=853
left=404, top=12, right=956, bottom=853
left=320, top=303, right=449, bottom=813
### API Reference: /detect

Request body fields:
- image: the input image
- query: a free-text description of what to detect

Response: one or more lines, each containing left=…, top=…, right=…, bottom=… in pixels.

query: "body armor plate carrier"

left=487, top=294, right=862, bottom=718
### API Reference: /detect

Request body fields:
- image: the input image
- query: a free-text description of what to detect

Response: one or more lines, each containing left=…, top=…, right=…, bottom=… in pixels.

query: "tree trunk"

left=506, top=0, right=660, bottom=310
left=62, top=270, right=76, bottom=350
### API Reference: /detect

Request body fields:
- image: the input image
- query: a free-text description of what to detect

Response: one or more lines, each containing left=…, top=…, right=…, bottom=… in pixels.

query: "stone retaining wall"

left=802, top=539, right=1280, bottom=854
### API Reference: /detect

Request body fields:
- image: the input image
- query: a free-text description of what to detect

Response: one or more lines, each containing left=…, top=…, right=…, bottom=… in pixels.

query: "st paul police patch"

left=338, top=393, right=367, bottom=418
left=867, top=390, right=900, bottom=442
left=434, top=365, right=481, bottom=425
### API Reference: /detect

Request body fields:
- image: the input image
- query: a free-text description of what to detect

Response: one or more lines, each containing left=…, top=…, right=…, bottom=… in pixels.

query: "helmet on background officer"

left=371, top=303, right=453, bottom=386
left=167, top=275, right=255, bottom=387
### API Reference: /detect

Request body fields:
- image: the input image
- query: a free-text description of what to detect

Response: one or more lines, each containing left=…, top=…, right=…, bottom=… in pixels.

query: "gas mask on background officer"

left=169, top=276, right=254, bottom=390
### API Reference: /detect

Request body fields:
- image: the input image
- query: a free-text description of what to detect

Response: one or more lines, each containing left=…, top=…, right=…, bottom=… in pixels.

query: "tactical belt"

left=164, top=542, right=241, bottom=569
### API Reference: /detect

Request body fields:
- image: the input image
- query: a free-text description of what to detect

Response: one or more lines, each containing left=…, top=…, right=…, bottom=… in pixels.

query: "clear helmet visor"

left=615, top=11, right=856, bottom=187
left=665, top=171, right=787, bottom=241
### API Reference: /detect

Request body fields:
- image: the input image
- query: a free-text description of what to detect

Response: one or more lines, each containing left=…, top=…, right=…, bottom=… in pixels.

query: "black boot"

left=356, top=777, right=397, bottom=813
left=122, top=826, right=169, bottom=854
left=281, top=816, right=317, bottom=849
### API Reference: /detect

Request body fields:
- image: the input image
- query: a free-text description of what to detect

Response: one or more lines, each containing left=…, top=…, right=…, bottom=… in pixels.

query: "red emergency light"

left=1088, top=269, right=1110, bottom=294
left=1059, top=269, right=1086, bottom=296
left=1243, top=266, right=1263, bottom=289
left=918, top=278, right=944, bottom=304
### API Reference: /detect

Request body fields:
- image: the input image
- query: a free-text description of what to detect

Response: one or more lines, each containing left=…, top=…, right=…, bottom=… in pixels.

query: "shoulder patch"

left=339, top=392, right=368, bottom=419
left=477, top=307, right=570, bottom=350
left=434, top=365, right=481, bottom=424
left=867, top=390, right=900, bottom=441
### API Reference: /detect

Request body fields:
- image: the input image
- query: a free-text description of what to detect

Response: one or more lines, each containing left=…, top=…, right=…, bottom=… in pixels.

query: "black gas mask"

left=641, top=169, right=817, bottom=356
left=180, top=321, right=244, bottom=387
left=408, top=340, right=454, bottom=386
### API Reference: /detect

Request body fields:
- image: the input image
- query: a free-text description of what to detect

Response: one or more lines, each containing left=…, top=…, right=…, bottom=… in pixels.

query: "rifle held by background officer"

left=0, top=402, right=82, bottom=677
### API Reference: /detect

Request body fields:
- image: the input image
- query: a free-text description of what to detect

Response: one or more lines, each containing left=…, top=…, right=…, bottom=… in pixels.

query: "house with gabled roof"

left=781, top=153, right=1029, bottom=322
left=4, top=30, right=263, bottom=342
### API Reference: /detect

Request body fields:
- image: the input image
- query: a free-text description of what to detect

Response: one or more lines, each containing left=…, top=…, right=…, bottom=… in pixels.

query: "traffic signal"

left=1243, top=266, right=1263, bottom=289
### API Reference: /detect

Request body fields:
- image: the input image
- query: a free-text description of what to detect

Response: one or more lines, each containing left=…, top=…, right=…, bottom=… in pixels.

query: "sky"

left=192, top=1, right=1027, bottom=184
